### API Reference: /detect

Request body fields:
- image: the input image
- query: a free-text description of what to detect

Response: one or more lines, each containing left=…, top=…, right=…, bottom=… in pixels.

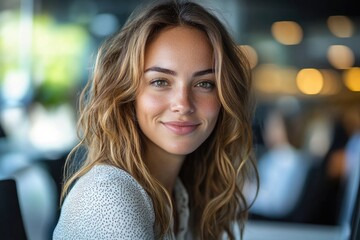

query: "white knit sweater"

left=53, top=165, right=190, bottom=240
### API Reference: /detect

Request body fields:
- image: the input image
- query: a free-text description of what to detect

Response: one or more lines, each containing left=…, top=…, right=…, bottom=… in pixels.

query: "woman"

left=53, top=1, right=257, bottom=239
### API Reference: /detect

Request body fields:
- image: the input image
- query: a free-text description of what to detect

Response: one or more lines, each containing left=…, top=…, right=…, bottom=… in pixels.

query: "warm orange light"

left=239, top=45, right=258, bottom=69
left=327, top=15, right=354, bottom=38
left=253, top=64, right=298, bottom=94
left=343, top=67, right=360, bottom=92
left=327, top=45, right=355, bottom=69
left=271, top=21, right=303, bottom=45
left=319, top=69, right=341, bottom=95
left=296, top=68, right=323, bottom=95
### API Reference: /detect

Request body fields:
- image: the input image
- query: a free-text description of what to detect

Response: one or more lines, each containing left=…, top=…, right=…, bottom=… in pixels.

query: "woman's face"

left=135, top=26, right=221, bottom=157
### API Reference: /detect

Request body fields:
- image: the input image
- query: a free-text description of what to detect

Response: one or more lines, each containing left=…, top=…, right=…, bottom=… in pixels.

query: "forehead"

left=144, top=26, right=213, bottom=68
left=149, top=26, right=210, bottom=45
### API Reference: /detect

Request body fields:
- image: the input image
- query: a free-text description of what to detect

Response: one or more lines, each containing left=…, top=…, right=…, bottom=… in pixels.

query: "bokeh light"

left=343, top=67, right=360, bottom=92
left=327, top=45, right=355, bottom=69
left=296, top=68, right=323, bottom=95
left=327, top=15, right=354, bottom=38
left=271, top=21, right=303, bottom=45
left=239, top=45, right=258, bottom=69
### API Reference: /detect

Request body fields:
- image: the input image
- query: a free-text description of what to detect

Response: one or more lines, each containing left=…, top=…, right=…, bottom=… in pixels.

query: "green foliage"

left=0, top=11, right=91, bottom=107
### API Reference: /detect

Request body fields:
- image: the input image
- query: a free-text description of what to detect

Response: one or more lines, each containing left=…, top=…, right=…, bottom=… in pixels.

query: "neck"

left=143, top=142, right=185, bottom=194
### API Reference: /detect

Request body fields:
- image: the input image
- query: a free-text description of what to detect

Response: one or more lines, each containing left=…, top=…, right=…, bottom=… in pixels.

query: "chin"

left=162, top=143, right=197, bottom=156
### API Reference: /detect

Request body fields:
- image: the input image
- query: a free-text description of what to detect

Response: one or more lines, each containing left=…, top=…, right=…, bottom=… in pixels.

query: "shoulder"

left=53, top=165, right=155, bottom=239
left=70, top=165, right=154, bottom=214
left=78, top=164, right=149, bottom=195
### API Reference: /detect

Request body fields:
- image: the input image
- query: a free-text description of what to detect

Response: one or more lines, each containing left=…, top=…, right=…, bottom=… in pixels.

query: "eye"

left=195, top=81, right=215, bottom=90
left=150, top=79, right=169, bottom=88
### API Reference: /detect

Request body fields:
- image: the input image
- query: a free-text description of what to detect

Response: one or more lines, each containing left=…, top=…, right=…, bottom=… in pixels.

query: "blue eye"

left=195, top=81, right=215, bottom=90
left=150, top=79, right=169, bottom=87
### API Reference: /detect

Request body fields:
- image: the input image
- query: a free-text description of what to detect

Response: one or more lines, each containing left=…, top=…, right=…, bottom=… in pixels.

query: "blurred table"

left=244, top=220, right=343, bottom=240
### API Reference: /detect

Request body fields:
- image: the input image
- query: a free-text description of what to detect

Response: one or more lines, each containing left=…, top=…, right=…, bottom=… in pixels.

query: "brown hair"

left=62, top=1, right=258, bottom=239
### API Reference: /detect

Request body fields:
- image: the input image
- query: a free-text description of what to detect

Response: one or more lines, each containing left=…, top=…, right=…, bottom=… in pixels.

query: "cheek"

left=136, top=92, right=167, bottom=119
left=198, top=97, right=221, bottom=121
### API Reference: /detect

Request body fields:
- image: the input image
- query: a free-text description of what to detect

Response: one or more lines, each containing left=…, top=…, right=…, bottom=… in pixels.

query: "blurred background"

left=0, top=0, right=359, bottom=239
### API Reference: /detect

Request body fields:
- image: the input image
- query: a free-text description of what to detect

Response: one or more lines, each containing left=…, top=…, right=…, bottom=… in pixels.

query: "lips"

left=162, top=121, right=200, bottom=135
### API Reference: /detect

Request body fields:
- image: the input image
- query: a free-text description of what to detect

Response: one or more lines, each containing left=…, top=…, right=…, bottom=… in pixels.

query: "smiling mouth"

left=162, top=122, right=200, bottom=135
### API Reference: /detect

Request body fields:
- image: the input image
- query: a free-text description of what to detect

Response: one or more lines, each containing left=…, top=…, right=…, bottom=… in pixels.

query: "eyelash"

left=150, top=79, right=169, bottom=87
left=195, top=81, right=215, bottom=90
left=149, top=79, right=216, bottom=90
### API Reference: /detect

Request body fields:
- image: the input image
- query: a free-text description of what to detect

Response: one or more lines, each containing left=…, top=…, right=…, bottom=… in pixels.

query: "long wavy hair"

left=61, top=1, right=258, bottom=239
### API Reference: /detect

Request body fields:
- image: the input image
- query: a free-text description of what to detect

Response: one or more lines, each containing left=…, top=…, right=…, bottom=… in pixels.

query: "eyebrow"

left=144, top=66, right=214, bottom=77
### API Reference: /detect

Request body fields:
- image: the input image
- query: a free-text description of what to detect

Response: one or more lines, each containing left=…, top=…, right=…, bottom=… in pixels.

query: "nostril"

left=170, top=95, right=194, bottom=114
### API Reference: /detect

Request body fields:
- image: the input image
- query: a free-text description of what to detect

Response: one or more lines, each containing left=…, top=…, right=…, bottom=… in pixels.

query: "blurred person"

left=53, top=1, right=258, bottom=240
left=339, top=106, right=360, bottom=233
left=249, top=109, right=309, bottom=219
left=312, top=120, right=348, bottom=224
left=296, top=108, right=357, bottom=225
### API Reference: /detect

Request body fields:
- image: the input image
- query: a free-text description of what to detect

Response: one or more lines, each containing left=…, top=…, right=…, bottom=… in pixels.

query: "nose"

left=170, top=86, right=194, bottom=114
